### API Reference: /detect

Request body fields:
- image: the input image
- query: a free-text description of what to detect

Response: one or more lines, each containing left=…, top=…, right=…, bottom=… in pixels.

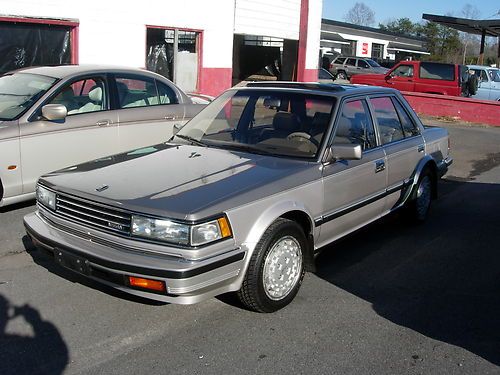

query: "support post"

left=296, top=0, right=309, bottom=82
left=479, top=29, right=486, bottom=65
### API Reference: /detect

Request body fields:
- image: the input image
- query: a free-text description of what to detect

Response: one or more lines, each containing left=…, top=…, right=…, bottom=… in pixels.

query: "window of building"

left=371, top=43, right=384, bottom=59
left=146, top=27, right=200, bottom=92
left=341, top=41, right=357, bottom=56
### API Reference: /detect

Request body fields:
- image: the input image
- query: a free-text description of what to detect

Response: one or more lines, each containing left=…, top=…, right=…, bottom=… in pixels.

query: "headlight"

left=131, top=215, right=232, bottom=247
left=131, top=215, right=189, bottom=245
left=36, top=185, right=56, bottom=210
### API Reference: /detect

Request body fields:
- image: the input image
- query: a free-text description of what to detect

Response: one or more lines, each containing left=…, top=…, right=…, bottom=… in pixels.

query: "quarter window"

left=370, top=97, right=404, bottom=144
left=333, top=99, right=376, bottom=151
left=156, top=81, right=178, bottom=104
left=346, top=58, right=357, bottom=66
left=391, top=98, right=420, bottom=137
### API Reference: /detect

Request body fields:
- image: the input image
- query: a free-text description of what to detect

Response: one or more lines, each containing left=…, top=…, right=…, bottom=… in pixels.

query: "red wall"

left=198, top=68, right=232, bottom=97
left=403, top=92, right=500, bottom=127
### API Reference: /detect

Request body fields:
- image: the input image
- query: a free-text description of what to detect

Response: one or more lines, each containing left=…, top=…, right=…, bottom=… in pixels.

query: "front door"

left=19, top=75, right=118, bottom=193
left=318, top=98, right=387, bottom=248
left=386, top=64, right=415, bottom=92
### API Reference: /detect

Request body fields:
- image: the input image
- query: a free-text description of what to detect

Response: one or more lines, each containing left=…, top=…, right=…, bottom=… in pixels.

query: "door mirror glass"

left=42, top=104, right=67, bottom=121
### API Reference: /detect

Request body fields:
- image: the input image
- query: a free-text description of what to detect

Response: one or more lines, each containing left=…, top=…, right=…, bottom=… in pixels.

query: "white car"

left=0, top=65, right=204, bottom=207
left=467, top=65, right=500, bottom=101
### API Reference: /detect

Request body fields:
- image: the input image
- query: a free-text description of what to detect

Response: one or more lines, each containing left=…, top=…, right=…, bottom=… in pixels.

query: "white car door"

left=19, top=75, right=119, bottom=193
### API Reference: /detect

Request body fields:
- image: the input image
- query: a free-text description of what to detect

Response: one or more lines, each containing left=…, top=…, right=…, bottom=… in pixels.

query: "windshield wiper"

left=174, top=134, right=207, bottom=147
left=218, top=143, right=274, bottom=156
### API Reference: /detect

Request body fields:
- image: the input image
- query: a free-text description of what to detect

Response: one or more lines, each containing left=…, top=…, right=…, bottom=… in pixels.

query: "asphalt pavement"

left=0, top=121, right=499, bottom=374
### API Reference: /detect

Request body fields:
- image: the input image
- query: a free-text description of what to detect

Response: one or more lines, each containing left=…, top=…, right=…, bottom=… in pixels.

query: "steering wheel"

left=287, top=132, right=320, bottom=147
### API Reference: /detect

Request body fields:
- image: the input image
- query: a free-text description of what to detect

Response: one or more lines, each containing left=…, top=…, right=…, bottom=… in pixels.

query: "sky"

left=322, top=0, right=500, bottom=26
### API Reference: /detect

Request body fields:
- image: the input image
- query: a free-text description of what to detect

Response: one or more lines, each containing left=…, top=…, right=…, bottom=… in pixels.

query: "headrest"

left=88, top=87, right=102, bottom=103
left=336, top=116, right=352, bottom=138
left=272, top=112, right=300, bottom=131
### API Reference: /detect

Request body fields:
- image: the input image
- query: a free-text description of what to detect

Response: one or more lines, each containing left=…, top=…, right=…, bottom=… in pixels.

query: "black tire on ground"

left=406, top=168, right=433, bottom=223
left=467, top=74, right=479, bottom=96
left=237, top=218, right=306, bottom=313
left=336, top=71, right=348, bottom=81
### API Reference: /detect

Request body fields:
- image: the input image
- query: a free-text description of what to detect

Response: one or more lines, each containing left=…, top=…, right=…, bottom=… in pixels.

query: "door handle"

left=417, top=144, right=425, bottom=153
left=164, top=115, right=177, bottom=120
left=96, top=120, right=110, bottom=126
left=375, top=160, right=386, bottom=173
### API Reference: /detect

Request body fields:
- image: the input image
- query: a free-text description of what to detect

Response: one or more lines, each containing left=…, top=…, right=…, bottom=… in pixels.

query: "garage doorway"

left=232, top=34, right=299, bottom=86
left=146, top=27, right=201, bottom=93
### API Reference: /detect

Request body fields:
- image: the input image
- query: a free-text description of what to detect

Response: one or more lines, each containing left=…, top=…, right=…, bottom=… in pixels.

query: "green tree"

left=379, top=18, right=417, bottom=36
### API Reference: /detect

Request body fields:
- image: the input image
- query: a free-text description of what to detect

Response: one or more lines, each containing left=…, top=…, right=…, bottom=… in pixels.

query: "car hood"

left=40, top=143, right=318, bottom=220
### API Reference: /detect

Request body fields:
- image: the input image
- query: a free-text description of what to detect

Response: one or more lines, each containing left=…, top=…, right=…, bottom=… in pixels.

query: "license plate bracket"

left=54, top=249, right=90, bottom=276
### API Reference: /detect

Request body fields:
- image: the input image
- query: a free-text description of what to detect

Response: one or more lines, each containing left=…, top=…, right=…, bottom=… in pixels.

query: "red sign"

left=362, top=42, right=369, bottom=55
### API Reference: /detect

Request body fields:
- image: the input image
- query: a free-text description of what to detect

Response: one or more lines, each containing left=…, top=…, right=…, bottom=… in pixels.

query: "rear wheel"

left=336, top=71, right=348, bottom=81
left=237, top=218, right=306, bottom=313
left=407, top=169, right=433, bottom=222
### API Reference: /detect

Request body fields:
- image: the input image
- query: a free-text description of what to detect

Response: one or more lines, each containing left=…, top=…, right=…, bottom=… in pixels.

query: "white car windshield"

left=175, top=89, right=336, bottom=159
left=0, top=73, right=57, bottom=120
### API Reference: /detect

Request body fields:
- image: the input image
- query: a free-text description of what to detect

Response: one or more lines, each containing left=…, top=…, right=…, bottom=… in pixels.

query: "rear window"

left=419, top=62, right=455, bottom=81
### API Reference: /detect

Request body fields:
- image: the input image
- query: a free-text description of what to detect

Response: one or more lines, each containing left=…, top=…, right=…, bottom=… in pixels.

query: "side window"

left=346, top=58, right=357, bottom=66
left=156, top=80, right=178, bottom=104
left=420, top=62, right=455, bottom=81
left=479, top=70, right=488, bottom=82
left=358, top=60, right=369, bottom=69
left=334, top=57, right=346, bottom=64
left=333, top=99, right=376, bottom=151
left=49, top=77, right=106, bottom=115
left=391, top=98, right=420, bottom=137
left=392, top=65, right=414, bottom=78
left=370, top=97, right=405, bottom=144
left=115, top=76, right=157, bottom=108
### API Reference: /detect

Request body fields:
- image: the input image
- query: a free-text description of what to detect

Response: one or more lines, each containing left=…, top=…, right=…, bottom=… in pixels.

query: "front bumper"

left=24, top=211, right=246, bottom=304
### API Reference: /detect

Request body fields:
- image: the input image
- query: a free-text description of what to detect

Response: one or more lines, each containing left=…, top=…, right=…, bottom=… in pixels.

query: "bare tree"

left=344, top=2, right=375, bottom=27
left=460, top=4, right=481, bottom=63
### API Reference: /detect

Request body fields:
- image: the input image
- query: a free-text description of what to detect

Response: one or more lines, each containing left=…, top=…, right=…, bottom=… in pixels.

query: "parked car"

left=329, top=56, right=389, bottom=80
left=318, top=68, right=336, bottom=83
left=24, top=82, right=452, bottom=312
left=467, top=65, right=500, bottom=101
left=0, top=65, right=204, bottom=208
left=351, top=61, right=470, bottom=97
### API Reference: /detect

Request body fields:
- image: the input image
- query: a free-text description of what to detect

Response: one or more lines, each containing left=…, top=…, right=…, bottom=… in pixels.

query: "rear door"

left=318, top=97, right=387, bottom=247
left=113, top=74, right=187, bottom=151
left=19, top=75, right=118, bottom=193
left=368, top=95, right=424, bottom=213
left=344, top=58, right=357, bottom=77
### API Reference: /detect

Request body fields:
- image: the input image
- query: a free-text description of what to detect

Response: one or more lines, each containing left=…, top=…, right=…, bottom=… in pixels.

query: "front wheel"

left=237, top=218, right=306, bottom=313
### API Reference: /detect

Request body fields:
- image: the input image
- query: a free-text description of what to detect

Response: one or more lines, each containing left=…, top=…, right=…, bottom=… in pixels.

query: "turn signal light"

left=218, top=217, right=232, bottom=238
left=128, top=276, right=166, bottom=292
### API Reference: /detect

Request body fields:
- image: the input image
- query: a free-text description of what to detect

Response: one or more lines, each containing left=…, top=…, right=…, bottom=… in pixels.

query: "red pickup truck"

left=350, top=61, right=465, bottom=96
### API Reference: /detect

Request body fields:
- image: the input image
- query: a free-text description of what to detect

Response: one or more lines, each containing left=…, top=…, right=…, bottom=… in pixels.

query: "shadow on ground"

left=315, top=179, right=500, bottom=365
left=0, top=294, right=68, bottom=375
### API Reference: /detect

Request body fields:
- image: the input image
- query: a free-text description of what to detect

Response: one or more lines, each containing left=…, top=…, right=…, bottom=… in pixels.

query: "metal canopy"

left=422, top=14, right=500, bottom=37
left=422, top=13, right=500, bottom=65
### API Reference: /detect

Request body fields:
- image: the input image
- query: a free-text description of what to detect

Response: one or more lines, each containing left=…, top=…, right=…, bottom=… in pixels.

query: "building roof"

left=422, top=14, right=500, bottom=37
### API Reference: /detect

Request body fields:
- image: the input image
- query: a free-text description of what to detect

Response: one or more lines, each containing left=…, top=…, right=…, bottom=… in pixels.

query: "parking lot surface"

left=1, top=121, right=499, bottom=374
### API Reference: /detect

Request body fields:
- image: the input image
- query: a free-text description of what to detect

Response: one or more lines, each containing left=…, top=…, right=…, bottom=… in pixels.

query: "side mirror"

left=42, top=104, right=67, bottom=121
left=172, top=123, right=183, bottom=135
left=385, top=74, right=393, bottom=80
left=324, top=144, right=362, bottom=163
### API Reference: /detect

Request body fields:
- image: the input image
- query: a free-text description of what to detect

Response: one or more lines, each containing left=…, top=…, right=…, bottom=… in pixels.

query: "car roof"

left=8, top=64, right=159, bottom=79
left=243, top=81, right=398, bottom=98
left=467, top=64, right=499, bottom=70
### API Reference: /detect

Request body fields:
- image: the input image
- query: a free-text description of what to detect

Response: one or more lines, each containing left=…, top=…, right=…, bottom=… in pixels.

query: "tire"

left=336, top=71, right=348, bottom=81
left=406, top=169, right=433, bottom=223
left=237, top=218, right=306, bottom=313
left=467, top=74, right=479, bottom=96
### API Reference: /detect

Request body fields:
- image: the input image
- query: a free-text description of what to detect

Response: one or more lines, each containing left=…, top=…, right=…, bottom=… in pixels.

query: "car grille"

left=55, top=194, right=131, bottom=236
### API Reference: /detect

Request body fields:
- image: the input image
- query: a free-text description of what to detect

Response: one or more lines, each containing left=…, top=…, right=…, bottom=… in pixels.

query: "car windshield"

left=366, top=59, right=381, bottom=67
left=488, top=69, right=500, bottom=82
left=175, top=89, right=336, bottom=159
left=0, top=73, right=57, bottom=120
